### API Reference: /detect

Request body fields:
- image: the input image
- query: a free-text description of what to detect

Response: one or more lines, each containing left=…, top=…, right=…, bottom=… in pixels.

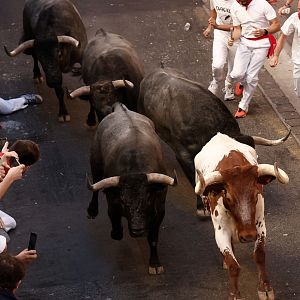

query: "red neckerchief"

left=298, top=12, right=300, bottom=19
left=237, top=0, right=252, bottom=10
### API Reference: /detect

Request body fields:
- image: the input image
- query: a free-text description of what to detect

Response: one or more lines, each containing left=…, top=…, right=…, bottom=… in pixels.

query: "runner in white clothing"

left=270, top=2, right=300, bottom=96
left=228, top=0, right=280, bottom=118
left=203, top=0, right=238, bottom=100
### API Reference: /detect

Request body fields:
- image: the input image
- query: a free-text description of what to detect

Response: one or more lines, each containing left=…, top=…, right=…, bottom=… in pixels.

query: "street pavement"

left=0, top=1, right=299, bottom=300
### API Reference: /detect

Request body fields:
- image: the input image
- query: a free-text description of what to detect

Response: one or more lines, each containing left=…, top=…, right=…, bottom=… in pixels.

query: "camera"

left=10, top=157, right=20, bottom=167
left=28, top=232, right=37, bottom=250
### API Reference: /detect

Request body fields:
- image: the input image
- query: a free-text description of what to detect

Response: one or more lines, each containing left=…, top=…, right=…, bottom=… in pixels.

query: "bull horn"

left=252, top=128, right=291, bottom=146
left=57, top=35, right=79, bottom=47
left=195, top=169, right=223, bottom=195
left=146, top=169, right=178, bottom=186
left=86, top=173, right=120, bottom=191
left=112, top=79, right=134, bottom=89
left=4, top=40, right=34, bottom=57
left=70, top=86, right=91, bottom=98
left=257, top=163, right=289, bottom=184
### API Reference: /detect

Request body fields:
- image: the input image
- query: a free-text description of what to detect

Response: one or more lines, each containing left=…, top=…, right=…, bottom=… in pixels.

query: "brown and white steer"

left=194, top=133, right=289, bottom=300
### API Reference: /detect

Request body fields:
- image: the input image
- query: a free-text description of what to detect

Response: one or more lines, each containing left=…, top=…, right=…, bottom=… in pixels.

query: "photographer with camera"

left=0, top=139, right=40, bottom=198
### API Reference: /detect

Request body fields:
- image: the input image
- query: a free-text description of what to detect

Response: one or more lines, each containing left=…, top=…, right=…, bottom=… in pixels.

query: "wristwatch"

left=264, top=29, right=269, bottom=35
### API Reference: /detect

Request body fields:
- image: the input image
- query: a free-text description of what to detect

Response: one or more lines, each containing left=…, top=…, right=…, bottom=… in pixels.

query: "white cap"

left=0, top=235, right=7, bottom=253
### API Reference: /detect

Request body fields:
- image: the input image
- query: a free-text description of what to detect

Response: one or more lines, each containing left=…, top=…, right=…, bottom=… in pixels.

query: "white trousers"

left=212, top=31, right=238, bottom=83
left=230, top=42, right=268, bottom=112
left=0, top=209, right=16, bottom=232
left=293, top=62, right=300, bottom=97
left=0, top=96, right=27, bottom=115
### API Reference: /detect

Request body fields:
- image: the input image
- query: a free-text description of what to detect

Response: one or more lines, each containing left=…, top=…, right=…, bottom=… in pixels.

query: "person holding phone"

left=0, top=253, right=25, bottom=300
left=0, top=141, right=25, bottom=245
left=0, top=139, right=40, bottom=257
left=0, top=139, right=40, bottom=198
left=0, top=250, right=37, bottom=300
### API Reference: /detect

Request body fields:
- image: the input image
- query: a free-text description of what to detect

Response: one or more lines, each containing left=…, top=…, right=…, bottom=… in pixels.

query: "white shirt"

left=210, top=0, right=235, bottom=38
left=281, top=12, right=300, bottom=64
left=231, top=0, right=276, bottom=47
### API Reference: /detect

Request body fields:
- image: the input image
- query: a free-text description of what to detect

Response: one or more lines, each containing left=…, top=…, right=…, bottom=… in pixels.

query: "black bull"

left=4, top=0, right=87, bottom=122
left=87, top=103, right=177, bottom=274
left=138, top=67, right=290, bottom=212
left=70, top=29, right=144, bottom=126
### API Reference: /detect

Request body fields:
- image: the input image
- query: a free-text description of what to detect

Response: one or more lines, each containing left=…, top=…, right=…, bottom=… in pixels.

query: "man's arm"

left=265, top=17, right=281, bottom=34
left=203, top=9, right=217, bottom=38
left=252, top=17, right=281, bottom=37
left=15, top=249, right=38, bottom=266
left=209, top=10, right=233, bottom=32
left=270, top=33, right=287, bottom=67
left=228, top=25, right=242, bottom=46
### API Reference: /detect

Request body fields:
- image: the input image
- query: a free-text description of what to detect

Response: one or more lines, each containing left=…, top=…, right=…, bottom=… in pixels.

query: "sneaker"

left=224, top=81, right=235, bottom=101
left=208, top=80, right=219, bottom=96
left=23, top=94, right=43, bottom=105
left=234, top=108, right=247, bottom=118
left=234, top=83, right=244, bottom=96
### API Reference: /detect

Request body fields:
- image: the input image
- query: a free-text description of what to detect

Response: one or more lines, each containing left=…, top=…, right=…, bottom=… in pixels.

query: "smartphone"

left=10, top=157, right=20, bottom=167
left=28, top=232, right=37, bottom=250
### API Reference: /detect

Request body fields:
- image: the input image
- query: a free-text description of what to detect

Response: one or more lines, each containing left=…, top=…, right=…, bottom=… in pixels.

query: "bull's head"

left=70, top=79, right=134, bottom=121
left=4, top=36, right=79, bottom=88
left=195, top=163, right=288, bottom=243
left=87, top=171, right=177, bottom=237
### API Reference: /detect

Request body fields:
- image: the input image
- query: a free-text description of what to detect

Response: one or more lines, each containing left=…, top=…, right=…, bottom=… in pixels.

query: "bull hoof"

left=33, top=76, right=44, bottom=84
left=71, top=65, right=82, bottom=76
left=111, top=227, right=123, bottom=240
left=87, top=207, right=98, bottom=219
left=84, top=122, right=98, bottom=130
left=258, top=289, right=275, bottom=300
left=87, top=214, right=96, bottom=219
left=86, top=116, right=97, bottom=128
left=148, top=265, right=164, bottom=275
left=228, top=293, right=243, bottom=300
left=196, top=209, right=211, bottom=218
left=58, top=115, right=71, bottom=122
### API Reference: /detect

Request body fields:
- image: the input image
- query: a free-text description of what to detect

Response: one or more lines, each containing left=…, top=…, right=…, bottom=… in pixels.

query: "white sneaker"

left=208, top=80, right=219, bottom=96
left=223, top=81, right=235, bottom=101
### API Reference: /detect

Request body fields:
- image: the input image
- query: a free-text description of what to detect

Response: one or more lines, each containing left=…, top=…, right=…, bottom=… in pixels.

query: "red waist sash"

left=243, top=34, right=277, bottom=58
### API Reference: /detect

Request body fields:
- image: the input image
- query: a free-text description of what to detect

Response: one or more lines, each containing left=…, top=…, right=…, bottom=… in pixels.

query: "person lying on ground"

left=0, top=94, right=42, bottom=115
